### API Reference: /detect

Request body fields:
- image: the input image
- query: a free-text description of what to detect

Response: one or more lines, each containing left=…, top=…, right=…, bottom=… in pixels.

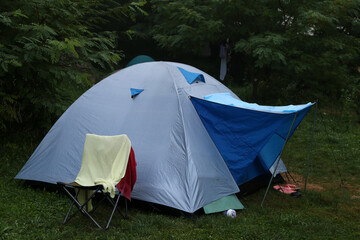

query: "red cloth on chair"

left=116, top=147, right=137, bottom=200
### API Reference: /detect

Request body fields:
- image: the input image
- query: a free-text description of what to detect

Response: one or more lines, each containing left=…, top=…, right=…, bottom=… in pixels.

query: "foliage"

left=0, top=0, right=145, bottom=132
left=146, top=0, right=360, bottom=112
left=149, top=0, right=223, bottom=54
left=218, top=0, right=360, bottom=104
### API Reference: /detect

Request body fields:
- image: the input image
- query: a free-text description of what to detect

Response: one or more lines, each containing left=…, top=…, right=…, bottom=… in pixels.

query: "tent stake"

left=304, top=102, right=317, bottom=194
left=261, top=113, right=298, bottom=207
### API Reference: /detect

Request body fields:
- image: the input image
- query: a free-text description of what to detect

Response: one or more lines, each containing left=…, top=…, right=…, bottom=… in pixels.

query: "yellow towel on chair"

left=75, top=134, right=131, bottom=198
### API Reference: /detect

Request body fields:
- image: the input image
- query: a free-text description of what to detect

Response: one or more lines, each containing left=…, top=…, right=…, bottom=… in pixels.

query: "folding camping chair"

left=57, top=134, right=133, bottom=229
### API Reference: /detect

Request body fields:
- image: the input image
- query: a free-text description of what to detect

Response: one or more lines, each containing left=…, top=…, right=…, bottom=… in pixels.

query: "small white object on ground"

left=225, top=209, right=236, bottom=218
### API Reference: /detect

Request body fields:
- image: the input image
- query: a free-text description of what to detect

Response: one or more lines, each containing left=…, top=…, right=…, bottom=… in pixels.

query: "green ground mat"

left=203, top=194, right=244, bottom=214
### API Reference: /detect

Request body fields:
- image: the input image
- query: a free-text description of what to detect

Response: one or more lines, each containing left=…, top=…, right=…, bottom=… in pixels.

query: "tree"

left=218, top=0, right=360, bottom=103
left=0, top=0, right=146, bottom=131
left=149, top=0, right=223, bottom=55
left=146, top=0, right=360, bottom=108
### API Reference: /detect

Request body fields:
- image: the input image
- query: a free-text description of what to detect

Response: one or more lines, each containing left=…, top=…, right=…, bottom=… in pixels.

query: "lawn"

left=1, top=106, right=359, bottom=240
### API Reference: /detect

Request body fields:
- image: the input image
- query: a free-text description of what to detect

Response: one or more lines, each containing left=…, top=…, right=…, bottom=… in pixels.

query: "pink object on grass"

left=273, top=184, right=300, bottom=194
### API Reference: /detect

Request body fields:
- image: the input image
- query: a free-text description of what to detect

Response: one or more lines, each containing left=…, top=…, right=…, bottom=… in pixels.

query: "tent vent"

left=130, top=88, right=144, bottom=98
left=178, top=67, right=205, bottom=84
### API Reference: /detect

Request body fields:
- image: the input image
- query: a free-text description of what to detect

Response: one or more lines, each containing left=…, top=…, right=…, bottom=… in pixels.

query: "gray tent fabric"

left=269, top=157, right=287, bottom=176
left=15, top=61, right=240, bottom=213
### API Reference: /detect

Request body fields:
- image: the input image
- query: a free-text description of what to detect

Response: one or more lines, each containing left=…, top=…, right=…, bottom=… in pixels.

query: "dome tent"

left=15, top=61, right=313, bottom=213
left=16, top=62, right=239, bottom=213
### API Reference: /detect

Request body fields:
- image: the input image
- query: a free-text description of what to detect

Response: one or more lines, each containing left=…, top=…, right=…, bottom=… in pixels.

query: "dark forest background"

left=1, top=0, right=360, bottom=133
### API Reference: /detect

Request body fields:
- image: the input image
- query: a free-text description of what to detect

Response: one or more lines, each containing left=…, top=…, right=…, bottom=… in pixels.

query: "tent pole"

left=304, top=102, right=317, bottom=194
left=261, top=113, right=298, bottom=207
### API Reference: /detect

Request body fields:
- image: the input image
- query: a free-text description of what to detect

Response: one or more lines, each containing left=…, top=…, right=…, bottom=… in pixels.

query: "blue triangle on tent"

left=130, top=88, right=144, bottom=98
left=178, top=67, right=205, bottom=84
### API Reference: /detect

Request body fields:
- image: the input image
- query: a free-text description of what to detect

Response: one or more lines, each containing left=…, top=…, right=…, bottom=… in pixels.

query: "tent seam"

left=163, top=62, right=194, bottom=212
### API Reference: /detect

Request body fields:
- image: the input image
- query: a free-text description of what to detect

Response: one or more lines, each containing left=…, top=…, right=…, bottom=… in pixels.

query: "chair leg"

left=106, top=194, right=128, bottom=219
left=58, top=183, right=129, bottom=230
left=63, top=188, right=80, bottom=224
left=60, top=185, right=103, bottom=229
left=105, top=194, right=122, bottom=229
left=125, top=198, right=128, bottom=219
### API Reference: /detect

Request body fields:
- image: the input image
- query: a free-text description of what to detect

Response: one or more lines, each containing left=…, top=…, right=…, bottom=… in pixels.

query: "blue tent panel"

left=130, top=88, right=144, bottom=98
left=178, top=67, right=205, bottom=84
left=191, top=95, right=314, bottom=185
left=257, top=106, right=312, bottom=170
left=190, top=97, right=297, bottom=185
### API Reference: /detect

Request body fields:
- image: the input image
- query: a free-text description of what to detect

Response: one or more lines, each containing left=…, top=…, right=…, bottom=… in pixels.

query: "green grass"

left=1, top=107, right=360, bottom=240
